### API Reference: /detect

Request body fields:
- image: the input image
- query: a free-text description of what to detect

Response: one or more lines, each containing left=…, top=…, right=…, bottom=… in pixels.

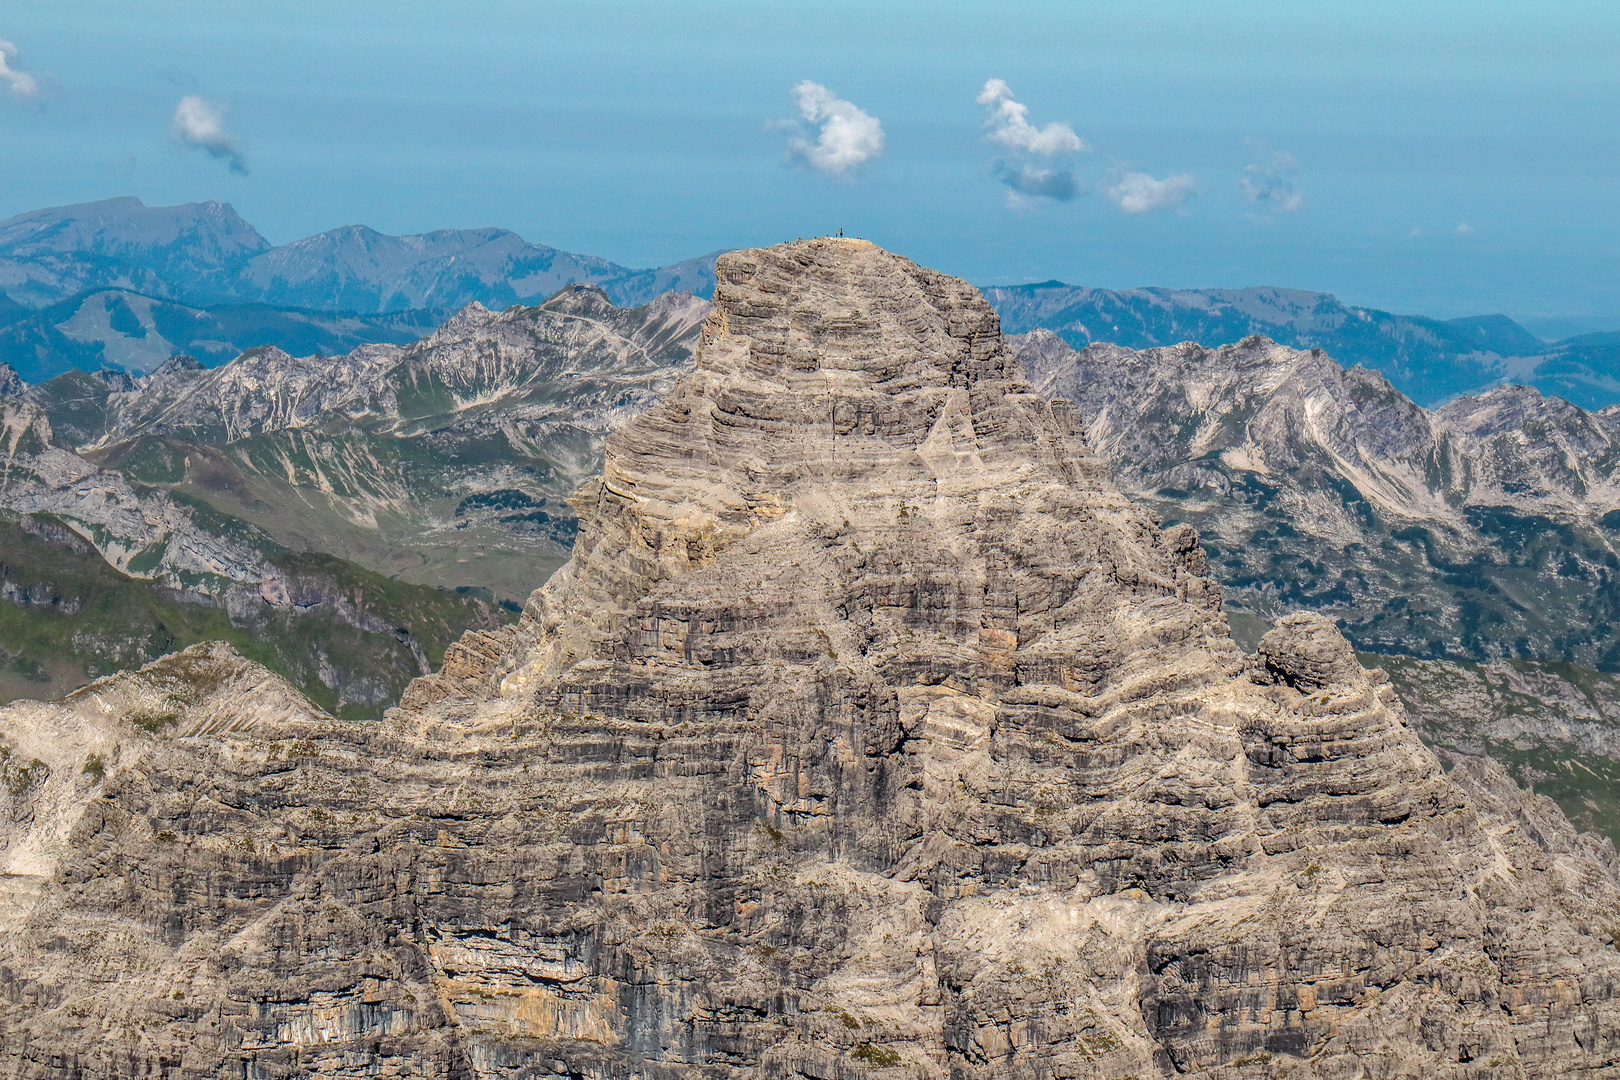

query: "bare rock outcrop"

left=1251, top=611, right=1366, bottom=692
left=0, top=643, right=327, bottom=932
left=1, top=240, right=1619, bottom=1078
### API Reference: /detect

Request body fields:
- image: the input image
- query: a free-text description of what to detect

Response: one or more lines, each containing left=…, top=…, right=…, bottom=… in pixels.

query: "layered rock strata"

left=1, top=240, right=1619, bottom=1078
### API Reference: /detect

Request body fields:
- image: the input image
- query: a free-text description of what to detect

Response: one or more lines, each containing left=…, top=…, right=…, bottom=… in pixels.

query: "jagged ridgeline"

left=1011, top=332, right=1620, bottom=668
left=0, top=196, right=720, bottom=383
left=2, top=238, right=1618, bottom=1077
left=1009, top=332, right=1620, bottom=839
left=0, top=285, right=709, bottom=712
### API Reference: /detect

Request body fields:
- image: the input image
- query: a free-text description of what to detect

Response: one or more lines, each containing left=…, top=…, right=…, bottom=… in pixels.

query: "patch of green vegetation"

left=1373, top=651, right=1620, bottom=845
left=0, top=512, right=513, bottom=718
left=1224, top=610, right=1272, bottom=653
left=23, top=369, right=117, bottom=446
left=1165, top=490, right=1620, bottom=671
left=0, top=745, right=47, bottom=796
left=104, top=294, right=146, bottom=339
left=160, top=488, right=284, bottom=556
left=124, top=540, right=168, bottom=576
left=850, top=1043, right=901, bottom=1068
left=104, top=437, right=186, bottom=485
left=143, top=429, right=571, bottom=604
left=9, top=422, right=48, bottom=457
left=454, top=489, right=541, bottom=516
left=3, top=654, right=49, bottom=682
left=165, top=568, right=237, bottom=595
left=130, top=709, right=180, bottom=734
left=1485, top=740, right=1620, bottom=843
left=1081, top=1030, right=1122, bottom=1054
left=389, top=365, right=459, bottom=421
left=82, top=753, right=105, bottom=781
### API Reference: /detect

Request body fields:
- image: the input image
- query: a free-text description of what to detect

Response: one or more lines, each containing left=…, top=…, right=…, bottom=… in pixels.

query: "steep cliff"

left=2, top=241, right=1619, bottom=1078
left=1010, top=332, right=1620, bottom=842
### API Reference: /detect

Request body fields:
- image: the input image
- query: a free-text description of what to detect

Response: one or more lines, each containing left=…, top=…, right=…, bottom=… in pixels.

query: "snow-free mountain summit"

left=0, top=238, right=1616, bottom=1077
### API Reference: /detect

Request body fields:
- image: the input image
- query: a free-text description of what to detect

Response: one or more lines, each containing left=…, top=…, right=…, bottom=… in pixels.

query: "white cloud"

left=171, top=95, right=246, bottom=174
left=977, top=79, right=1085, bottom=206
left=996, top=163, right=1080, bottom=203
left=976, top=79, right=1085, bottom=156
left=785, top=81, right=883, bottom=178
left=1241, top=149, right=1304, bottom=213
left=0, top=39, right=39, bottom=99
left=1105, top=170, right=1196, bottom=214
left=1455, top=222, right=1475, bottom=235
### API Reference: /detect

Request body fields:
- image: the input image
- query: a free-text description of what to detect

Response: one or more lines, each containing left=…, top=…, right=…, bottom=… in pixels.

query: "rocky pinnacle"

left=1, top=239, right=1618, bottom=1078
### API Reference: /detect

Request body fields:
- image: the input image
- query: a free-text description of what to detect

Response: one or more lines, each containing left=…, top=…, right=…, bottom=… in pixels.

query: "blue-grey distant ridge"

left=986, top=280, right=1620, bottom=409
left=4, top=197, right=1619, bottom=409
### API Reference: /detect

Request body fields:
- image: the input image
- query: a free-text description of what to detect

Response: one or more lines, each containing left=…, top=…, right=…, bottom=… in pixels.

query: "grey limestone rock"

left=1251, top=612, right=1365, bottom=693
left=1, top=240, right=1619, bottom=1078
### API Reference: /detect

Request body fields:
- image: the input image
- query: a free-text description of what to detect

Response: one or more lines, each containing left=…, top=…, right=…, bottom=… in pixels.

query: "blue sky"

left=2, top=0, right=1618, bottom=320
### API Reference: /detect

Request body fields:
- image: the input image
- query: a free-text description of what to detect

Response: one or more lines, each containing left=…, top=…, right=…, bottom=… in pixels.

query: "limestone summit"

left=0, top=238, right=1615, bottom=1078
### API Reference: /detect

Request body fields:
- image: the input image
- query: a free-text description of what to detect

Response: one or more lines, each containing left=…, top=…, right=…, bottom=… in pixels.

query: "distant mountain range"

left=986, top=281, right=1620, bottom=409
left=1013, top=328, right=1620, bottom=669
left=4, top=196, right=1620, bottom=409
left=0, top=289, right=449, bottom=384
left=0, top=196, right=718, bottom=312
left=0, top=197, right=718, bottom=380
left=0, top=282, right=706, bottom=711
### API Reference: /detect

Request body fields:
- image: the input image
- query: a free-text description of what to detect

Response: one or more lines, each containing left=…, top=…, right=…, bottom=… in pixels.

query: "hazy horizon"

left=2, top=1, right=1618, bottom=322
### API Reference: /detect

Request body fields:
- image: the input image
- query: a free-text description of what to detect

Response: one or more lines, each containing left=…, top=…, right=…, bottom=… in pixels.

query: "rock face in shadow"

left=2, top=239, right=1620, bottom=1078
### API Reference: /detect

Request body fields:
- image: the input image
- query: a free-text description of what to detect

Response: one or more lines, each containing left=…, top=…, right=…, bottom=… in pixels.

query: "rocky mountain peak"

left=431, top=299, right=495, bottom=335
left=4, top=240, right=1620, bottom=1077
left=0, top=196, right=270, bottom=261
left=230, top=344, right=297, bottom=366
left=92, top=368, right=135, bottom=392
left=148, top=353, right=205, bottom=378
left=404, top=241, right=1620, bottom=1073
left=537, top=280, right=616, bottom=315
left=1434, top=379, right=1594, bottom=432
left=0, top=361, right=23, bottom=400
left=1251, top=610, right=1367, bottom=692
left=402, top=236, right=1125, bottom=697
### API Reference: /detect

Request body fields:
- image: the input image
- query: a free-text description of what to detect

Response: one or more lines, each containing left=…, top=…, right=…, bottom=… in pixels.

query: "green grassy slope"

left=0, top=512, right=513, bottom=719
left=91, top=430, right=577, bottom=603
left=1368, top=651, right=1620, bottom=844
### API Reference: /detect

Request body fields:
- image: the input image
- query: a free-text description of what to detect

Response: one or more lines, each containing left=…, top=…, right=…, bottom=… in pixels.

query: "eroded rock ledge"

left=1, top=239, right=1618, bottom=1079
